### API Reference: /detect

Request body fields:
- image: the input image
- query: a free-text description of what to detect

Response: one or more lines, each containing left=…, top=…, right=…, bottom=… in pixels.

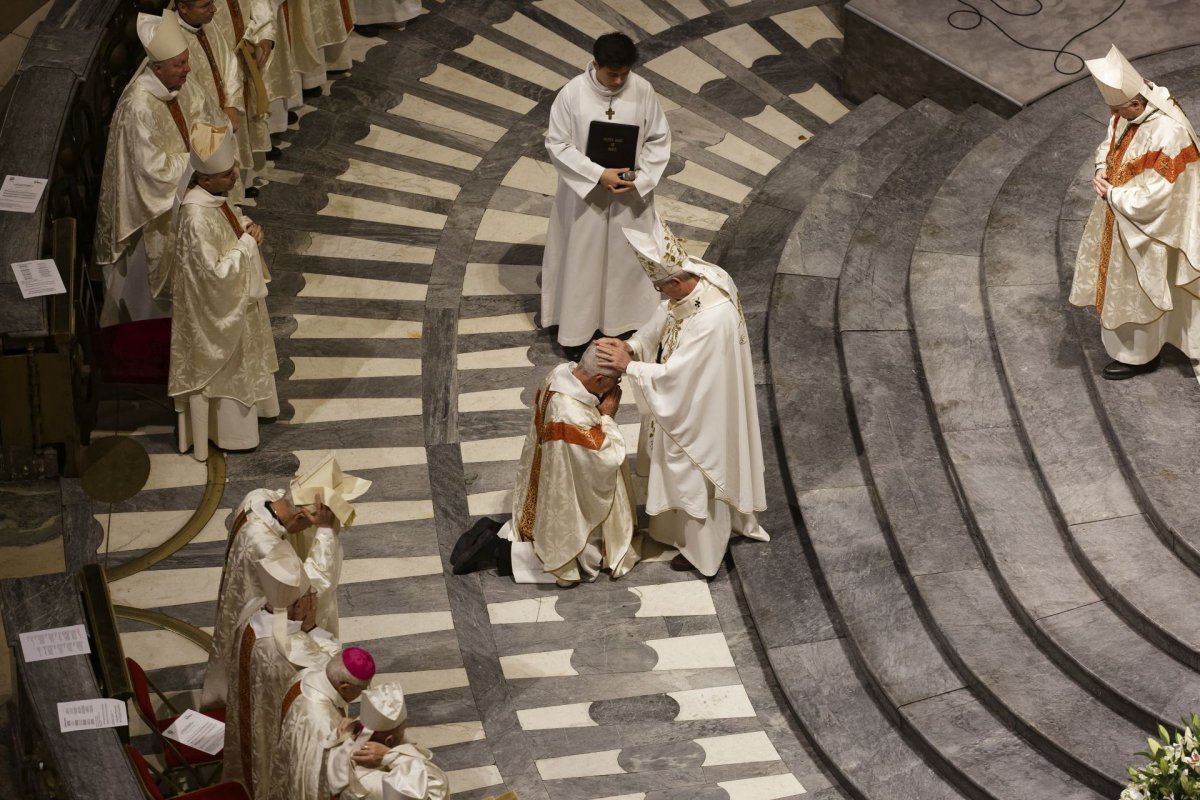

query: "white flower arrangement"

left=1122, top=716, right=1200, bottom=800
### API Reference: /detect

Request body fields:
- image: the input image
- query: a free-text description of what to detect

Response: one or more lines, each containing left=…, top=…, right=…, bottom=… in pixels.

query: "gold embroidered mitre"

left=623, top=215, right=690, bottom=282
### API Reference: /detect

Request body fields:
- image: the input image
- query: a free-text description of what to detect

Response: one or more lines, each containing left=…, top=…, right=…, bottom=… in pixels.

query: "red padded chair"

left=126, top=745, right=250, bottom=800
left=126, top=657, right=225, bottom=772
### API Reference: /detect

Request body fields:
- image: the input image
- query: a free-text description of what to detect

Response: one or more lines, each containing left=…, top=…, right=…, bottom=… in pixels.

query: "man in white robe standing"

left=326, top=682, right=451, bottom=800
left=597, top=215, right=769, bottom=577
left=1070, top=45, right=1200, bottom=379
left=223, top=542, right=340, bottom=799
left=496, top=343, right=640, bottom=586
left=542, top=32, right=671, bottom=353
left=163, top=122, right=278, bottom=461
left=269, top=647, right=376, bottom=800
left=94, top=11, right=193, bottom=326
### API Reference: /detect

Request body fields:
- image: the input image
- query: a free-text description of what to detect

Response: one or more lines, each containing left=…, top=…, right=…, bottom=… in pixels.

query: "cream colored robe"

left=208, top=0, right=276, bottom=162
left=94, top=69, right=193, bottom=325
left=201, top=489, right=342, bottom=707
left=1070, top=83, right=1200, bottom=363
left=269, top=667, right=348, bottom=800
left=352, top=0, right=421, bottom=25
left=223, top=607, right=340, bottom=800
left=542, top=65, right=670, bottom=346
left=327, top=739, right=449, bottom=800
left=290, top=0, right=354, bottom=81
left=626, top=271, right=769, bottom=577
left=503, top=363, right=639, bottom=583
left=178, top=19, right=237, bottom=130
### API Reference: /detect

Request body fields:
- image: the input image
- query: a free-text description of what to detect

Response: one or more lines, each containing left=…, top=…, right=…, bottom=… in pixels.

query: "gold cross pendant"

left=605, top=106, right=614, bottom=120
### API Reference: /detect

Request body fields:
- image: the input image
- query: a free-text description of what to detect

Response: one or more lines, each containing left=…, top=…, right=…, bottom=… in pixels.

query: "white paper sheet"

left=19, top=624, right=91, bottom=662
left=10, top=259, right=67, bottom=299
left=0, top=175, right=48, bottom=213
left=163, top=708, right=226, bottom=755
left=58, top=699, right=128, bottom=732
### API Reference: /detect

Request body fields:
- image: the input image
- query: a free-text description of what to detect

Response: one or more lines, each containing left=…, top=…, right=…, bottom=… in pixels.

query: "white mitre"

left=358, top=682, right=407, bottom=733
left=623, top=214, right=744, bottom=311
left=255, top=540, right=311, bottom=658
left=1085, top=45, right=1144, bottom=106
left=290, top=454, right=372, bottom=528
left=190, top=122, right=237, bottom=175
left=137, top=11, right=187, bottom=63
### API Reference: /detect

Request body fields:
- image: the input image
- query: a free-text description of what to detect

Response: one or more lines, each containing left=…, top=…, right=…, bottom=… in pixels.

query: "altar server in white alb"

left=496, top=343, right=640, bottom=586
left=542, top=32, right=671, bottom=350
left=597, top=216, right=768, bottom=577
left=1070, top=45, right=1200, bottom=380
left=94, top=11, right=194, bottom=326
left=163, top=122, right=278, bottom=461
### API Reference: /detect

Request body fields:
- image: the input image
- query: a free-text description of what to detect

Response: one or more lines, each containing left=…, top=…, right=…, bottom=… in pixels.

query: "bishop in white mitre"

left=223, top=542, right=341, bottom=800
left=1070, top=45, right=1200, bottom=379
left=496, top=343, right=640, bottom=586
left=162, top=122, right=278, bottom=461
left=326, top=682, right=450, bottom=800
left=597, top=215, right=769, bottom=577
left=94, top=11, right=193, bottom=326
left=542, top=32, right=671, bottom=348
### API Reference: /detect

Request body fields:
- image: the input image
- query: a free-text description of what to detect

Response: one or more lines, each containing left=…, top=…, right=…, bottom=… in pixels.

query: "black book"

left=586, top=121, right=640, bottom=169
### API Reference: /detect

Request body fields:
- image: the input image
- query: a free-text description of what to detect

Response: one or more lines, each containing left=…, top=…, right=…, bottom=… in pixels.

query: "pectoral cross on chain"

left=605, top=106, right=614, bottom=120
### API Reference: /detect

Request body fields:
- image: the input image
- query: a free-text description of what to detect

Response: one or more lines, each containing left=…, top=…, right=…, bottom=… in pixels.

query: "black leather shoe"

left=265, top=146, right=283, bottom=161
left=302, top=86, right=322, bottom=99
left=243, top=186, right=260, bottom=199
left=287, top=110, right=299, bottom=125
left=1102, top=354, right=1161, bottom=380
left=355, top=24, right=380, bottom=36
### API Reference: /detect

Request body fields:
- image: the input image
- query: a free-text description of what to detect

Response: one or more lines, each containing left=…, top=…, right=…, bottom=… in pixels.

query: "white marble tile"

left=457, top=35, right=567, bottom=91
left=461, top=435, right=525, bottom=463
left=407, top=720, right=486, bottom=748
left=706, top=133, right=779, bottom=175
left=109, top=566, right=220, bottom=609
left=372, top=668, right=469, bottom=695
left=517, top=701, right=596, bottom=730
left=459, top=387, right=527, bottom=413
left=644, top=46, right=723, bottom=93
left=745, top=105, right=813, bottom=147
left=462, top=263, right=542, bottom=297
left=719, top=772, right=805, bottom=800
left=532, top=0, right=612, bottom=41
left=600, top=0, right=668, bottom=34
left=630, top=581, right=717, bottom=617
left=467, top=489, right=511, bottom=517
left=664, top=0, right=708, bottom=18
left=351, top=500, right=436, bottom=525
left=668, top=684, right=756, bottom=721
left=658, top=95, right=680, bottom=112
left=291, top=314, right=423, bottom=339
left=302, top=232, right=436, bottom=264
left=476, top=209, right=548, bottom=244
left=488, top=597, right=564, bottom=625
left=791, top=84, right=848, bottom=124
left=357, top=125, right=481, bottom=170
left=645, top=632, right=735, bottom=670
left=705, top=24, right=780, bottom=68
left=342, top=556, right=442, bottom=582
left=338, top=158, right=460, bottom=200
left=293, top=447, right=426, bottom=474
left=772, top=6, right=842, bottom=48
left=501, top=156, right=559, bottom=196
left=287, top=397, right=422, bottom=425
left=346, top=31, right=387, bottom=63
left=98, top=508, right=231, bottom=552
left=443, top=764, right=504, bottom=793
left=258, top=166, right=304, bottom=185
left=143, top=453, right=209, bottom=491
left=500, top=648, right=578, bottom=679
left=668, top=161, right=751, bottom=203
left=420, top=64, right=537, bottom=113
left=695, top=730, right=780, bottom=766
left=121, top=629, right=210, bottom=671
left=657, top=195, right=728, bottom=232
left=299, top=273, right=427, bottom=302
left=494, top=12, right=592, bottom=68
left=537, top=749, right=624, bottom=780
left=338, top=611, right=455, bottom=642
left=457, top=345, right=533, bottom=370
left=458, top=312, right=537, bottom=335
left=90, top=424, right=175, bottom=438
left=681, top=238, right=712, bottom=259
left=388, top=95, right=507, bottom=142
left=288, top=357, right=422, bottom=380
left=592, top=795, right=646, bottom=800
left=318, top=194, right=447, bottom=229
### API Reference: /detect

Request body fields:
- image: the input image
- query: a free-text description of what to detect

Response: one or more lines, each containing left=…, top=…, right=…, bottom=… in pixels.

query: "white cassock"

left=269, top=666, right=347, bottom=800
left=1070, top=82, right=1200, bottom=364
left=542, top=65, right=670, bottom=346
left=94, top=69, right=193, bottom=326
left=327, top=739, right=450, bottom=800
left=625, top=270, right=769, bottom=577
left=497, top=362, right=640, bottom=583
left=223, top=604, right=340, bottom=800
left=353, top=0, right=421, bottom=25
left=162, top=186, right=279, bottom=460
left=290, top=0, right=355, bottom=85
left=201, top=489, right=342, bottom=707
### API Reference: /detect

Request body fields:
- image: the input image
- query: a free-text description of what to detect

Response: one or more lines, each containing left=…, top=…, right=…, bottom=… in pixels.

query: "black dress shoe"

left=302, top=85, right=323, bottom=99
left=287, top=110, right=299, bottom=125
left=354, top=24, right=380, bottom=36
left=265, top=146, right=283, bottom=161
left=1102, top=353, right=1161, bottom=380
left=243, top=185, right=260, bottom=199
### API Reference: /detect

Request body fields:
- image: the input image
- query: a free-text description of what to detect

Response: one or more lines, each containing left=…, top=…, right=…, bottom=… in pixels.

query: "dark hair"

left=593, top=32, right=638, bottom=69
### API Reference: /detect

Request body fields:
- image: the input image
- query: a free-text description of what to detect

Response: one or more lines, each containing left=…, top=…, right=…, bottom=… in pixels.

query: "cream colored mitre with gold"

left=137, top=11, right=187, bottom=63
left=1085, top=45, right=1144, bottom=106
left=290, top=454, right=372, bottom=527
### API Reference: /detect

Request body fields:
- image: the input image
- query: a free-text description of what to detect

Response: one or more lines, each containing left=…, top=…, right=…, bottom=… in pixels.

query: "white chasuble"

left=625, top=274, right=769, bottom=576
left=327, top=740, right=450, bottom=800
left=269, top=667, right=347, bottom=800
left=504, top=363, right=639, bottom=582
left=208, top=0, right=277, bottom=163
left=178, top=21, right=237, bottom=131
left=1070, top=82, right=1200, bottom=362
left=542, top=65, right=671, bottom=346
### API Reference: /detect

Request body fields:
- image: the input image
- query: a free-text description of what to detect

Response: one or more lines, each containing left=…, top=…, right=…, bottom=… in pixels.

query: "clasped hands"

left=599, top=167, right=634, bottom=195
left=334, top=718, right=389, bottom=767
left=1093, top=168, right=1113, bottom=199
left=246, top=222, right=265, bottom=246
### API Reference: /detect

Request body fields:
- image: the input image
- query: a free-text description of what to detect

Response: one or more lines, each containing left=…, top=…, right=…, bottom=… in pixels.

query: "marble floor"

left=51, top=1, right=859, bottom=798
